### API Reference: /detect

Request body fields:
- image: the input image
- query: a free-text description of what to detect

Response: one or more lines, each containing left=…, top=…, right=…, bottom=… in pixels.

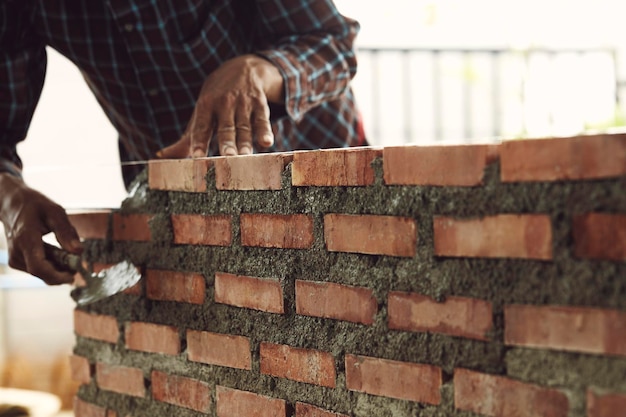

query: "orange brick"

left=587, top=389, right=626, bottom=417
left=106, top=411, right=117, bottom=417
left=214, top=272, right=284, bottom=314
left=260, top=343, right=336, bottom=387
left=112, top=213, right=152, bottom=241
left=295, top=402, right=349, bottom=417
left=216, top=386, right=286, bottom=417
left=125, top=322, right=180, bottom=355
left=69, top=355, right=91, bottom=384
left=187, top=330, right=251, bottom=370
left=324, top=214, right=416, bottom=257
left=151, top=370, right=211, bottom=413
left=74, top=397, right=106, bottom=417
left=93, top=262, right=142, bottom=296
left=434, top=214, right=552, bottom=260
left=504, top=304, right=626, bottom=356
left=74, top=310, right=119, bottom=344
left=96, top=363, right=145, bottom=398
left=295, top=280, right=377, bottom=325
left=573, top=213, right=626, bottom=261
left=388, top=292, right=492, bottom=341
left=146, top=269, right=205, bottom=304
left=383, top=144, right=492, bottom=186
left=501, top=133, right=626, bottom=182
left=292, top=148, right=382, bottom=187
left=345, top=354, right=441, bottom=404
left=454, top=368, right=568, bottom=417
left=214, top=153, right=292, bottom=190
left=68, top=210, right=111, bottom=240
left=240, top=213, right=314, bottom=249
left=171, top=214, right=232, bottom=246
left=148, top=158, right=212, bottom=192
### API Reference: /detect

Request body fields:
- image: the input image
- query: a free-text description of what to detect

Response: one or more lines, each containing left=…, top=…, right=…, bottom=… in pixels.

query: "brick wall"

left=69, top=132, right=626, bottom=417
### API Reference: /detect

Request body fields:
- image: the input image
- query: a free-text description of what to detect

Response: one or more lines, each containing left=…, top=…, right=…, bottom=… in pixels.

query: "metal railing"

left=354, top=46, right=624, bottom=144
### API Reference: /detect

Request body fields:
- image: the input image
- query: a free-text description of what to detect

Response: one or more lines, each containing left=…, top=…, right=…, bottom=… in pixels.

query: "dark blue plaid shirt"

left=0, top=0, right=365, bottom=185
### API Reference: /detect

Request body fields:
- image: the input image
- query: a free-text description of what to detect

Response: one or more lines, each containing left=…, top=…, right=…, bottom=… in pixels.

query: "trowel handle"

left=43, top=242, right=84, bottom=273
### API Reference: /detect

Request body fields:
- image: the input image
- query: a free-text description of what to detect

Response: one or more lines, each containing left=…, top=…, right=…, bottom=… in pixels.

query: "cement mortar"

left=75, top=160, right=626, bottom=417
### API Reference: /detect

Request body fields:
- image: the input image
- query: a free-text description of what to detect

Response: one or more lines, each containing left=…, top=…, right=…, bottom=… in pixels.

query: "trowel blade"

left=71, top=261, right=141, bottom=306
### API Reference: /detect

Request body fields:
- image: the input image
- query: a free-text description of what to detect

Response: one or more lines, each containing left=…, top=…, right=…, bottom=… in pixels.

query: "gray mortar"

left=75, top=159, right=626, bottom=417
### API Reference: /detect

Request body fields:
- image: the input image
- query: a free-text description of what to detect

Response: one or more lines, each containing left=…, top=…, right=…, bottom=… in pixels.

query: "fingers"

left=156, top=133, right=192, bottom=159
left=9, top=234, right=75, bottom=285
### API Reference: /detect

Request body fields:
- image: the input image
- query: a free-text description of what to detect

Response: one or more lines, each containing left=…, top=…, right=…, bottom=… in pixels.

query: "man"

left=0, top=0, right=366, bottom=285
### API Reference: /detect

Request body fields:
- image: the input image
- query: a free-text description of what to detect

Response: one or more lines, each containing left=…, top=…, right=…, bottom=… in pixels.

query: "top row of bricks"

left=148, top=133, right=626, bottom=192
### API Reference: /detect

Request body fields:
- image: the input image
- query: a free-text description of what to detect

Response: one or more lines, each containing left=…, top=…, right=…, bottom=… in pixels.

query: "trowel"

left=44, top=243, right=142, bottom=306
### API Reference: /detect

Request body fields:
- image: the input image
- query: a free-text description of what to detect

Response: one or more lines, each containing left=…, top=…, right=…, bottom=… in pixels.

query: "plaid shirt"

left=0, top=0, right=365, bottom=185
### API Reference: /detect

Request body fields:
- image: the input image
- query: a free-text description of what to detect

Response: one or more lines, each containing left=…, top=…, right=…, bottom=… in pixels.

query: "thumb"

left=157, top=134, right=192, bottom=159
left=46, top=208, right=83, bottom=254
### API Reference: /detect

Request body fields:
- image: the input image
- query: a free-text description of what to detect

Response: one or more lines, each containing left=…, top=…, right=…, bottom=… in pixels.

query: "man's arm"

left=0, top=2, right=82, bottom=285
left=158, top=0, right=359, bottom=159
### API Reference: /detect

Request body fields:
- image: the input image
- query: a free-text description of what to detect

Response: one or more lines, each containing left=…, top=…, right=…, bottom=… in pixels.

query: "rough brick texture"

left=72, top=134, right=626, bottom=417
left=292, top=148, right=381, bottom=186
left=95, top=363, right=145, bottom=398
left=214, top=272, right=284, bottom=313
left=454, top=368, right=569, bottom=417
left=187, top=330, right=252, bottom=370
left=171, top=214, right=232, bottom=246
left=145, top=269, right=206, bottom=304
left=345, top=354, right=442, bottom=404
left=216, top=386, right=286, bottom=417
left=504, top=304, right=626, bottom=356
left=295, top=280, right=377, bottom=324
left=241, top=213, right=314, bottom=249
left=388, top=292, right=493, bottom=341
left=125, top=322, right=180, bottom=355
left=434, top=214, right=553, bottom=260
left=151, top=370, right=211, bottom=413
left=324, top=213, right=417, bottom=257
left=260, top=343, right=336, bottom=387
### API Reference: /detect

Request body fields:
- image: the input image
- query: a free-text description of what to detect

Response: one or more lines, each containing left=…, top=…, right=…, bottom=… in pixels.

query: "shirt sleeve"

left=252, top=0, right=359, bottom=122
left=0, top=1, right=47, bottom=177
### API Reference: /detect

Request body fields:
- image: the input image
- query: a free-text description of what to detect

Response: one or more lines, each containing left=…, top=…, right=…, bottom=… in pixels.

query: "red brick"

left=260, top=342, right=336, bottom=387
left=587, top=389, right=626, bottom=417
left=345, top=354, right=441, bottom=404
left=501, top=133, right=626, bottom=182
left=454, top=368, right=568, bottom=417
left=74, top=310, right=119, bottom=344
left=92, top=262, right=142, bottom=296
left=214, top=153, right=292, bottom=190
left=187, top=330, right=251, bottom=370
left=324, top=214, right=416, bottom=257
left=434, top=214, right=553, bottom=260
left=240, top=213, right=314, bottom=249
left=573, top=213, right=626, bottom=261
left=148, top=158, right=212, bottom=192
left=151, top=370, right=211, bottom=413
left=214, top=272, right=284, bottom=313
left=295, top=280, right=377, bottom=325
left=74, top=397, right=106, bottom=417
left=292, top=148, right=382, bottom=187
left=504, top=304, right=626, bottom=356
left=383, top=144, right=492, bottom=186
left=146, top=269, right=205, bottom=304
left=388, top=292, right=492, bottom=341
left=69, top=355, right=91, bottom=384
left=96, top=363, right=145, bottom=398
left=216, top=386, right=286, bottom=417
left=125, top=322, right=180, bottom=355
left=295, top=402, right=349, bottom=417
left=171, top=214, right=232, bottom=246
left=112, top=213, right=152, bottom=242
left=106, top=411, right=117, bottom=417
left=68, top=210, right=111, bottom=240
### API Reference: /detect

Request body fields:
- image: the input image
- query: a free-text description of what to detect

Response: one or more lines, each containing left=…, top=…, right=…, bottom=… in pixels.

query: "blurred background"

left=0, top=0, right=624, bottom=414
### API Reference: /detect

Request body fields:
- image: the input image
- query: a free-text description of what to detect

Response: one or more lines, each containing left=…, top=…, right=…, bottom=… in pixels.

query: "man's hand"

left=0, top=173, right=82, bottom=285
left=158, top=54, right=284, bottom=159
